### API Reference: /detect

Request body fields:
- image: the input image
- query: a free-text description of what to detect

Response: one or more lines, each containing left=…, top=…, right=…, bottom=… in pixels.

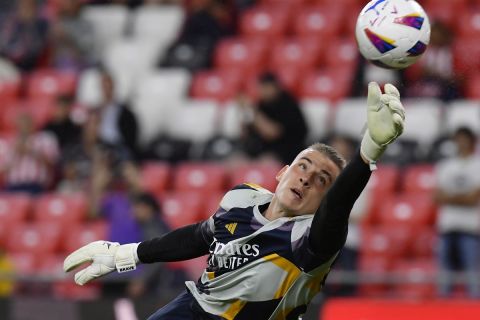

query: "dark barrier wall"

left=0, top=296, right=323, bottom=320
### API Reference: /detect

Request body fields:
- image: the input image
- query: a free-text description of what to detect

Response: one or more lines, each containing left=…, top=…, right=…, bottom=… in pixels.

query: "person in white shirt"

left=434, top=126, right=480, bottom=298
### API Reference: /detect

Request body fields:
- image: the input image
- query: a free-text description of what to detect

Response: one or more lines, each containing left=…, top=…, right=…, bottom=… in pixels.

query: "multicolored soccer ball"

left=355, top=0, right=431, bottom=69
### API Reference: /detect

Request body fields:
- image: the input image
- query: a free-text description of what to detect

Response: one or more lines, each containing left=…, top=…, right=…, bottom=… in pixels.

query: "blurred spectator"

left=232, top=0, right=255, bottom=12
left=0, top=0, right=49, bottom=71
left=162, top=0, right=233, bottom=70
left=328, top=135, right=369, bottom=296
left=57, top=158, right=87, bottom=194
left=237, top=72, right=307, bottom=164
left=43, top=95, right=82, bottom=152
left=434, top=127, right=480, bottom=298
left=127, top=193, right=184, bottom=299
left=57, top=110, right=100, bottom=194
left=181, top=0, right=233, bottom=45
left=97, top=69, right=139, bottom=161
left=90, top=159, right=143, bottom=244
left=90, top=162, right=168, bottom=298
left=1, top=113, right=59, bottom=195
left=0, top=249, right=14, bottom=297
left=404, top=21, right=459, bottom=101
left=49, top=0, right=95, bottom=71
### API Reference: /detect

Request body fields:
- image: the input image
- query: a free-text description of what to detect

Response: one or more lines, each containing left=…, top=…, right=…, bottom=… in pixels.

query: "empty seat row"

left=244, top=0, right=480, bottom=40
left=358, top=256, right=437, bottom=299
left=140, top=161, right=283, bottom=197
left=81, top=4, right=184, bottom=57
left=360, top=225, right=437, bottom=260
left=131, top=97, right=479, bottom=146
left=0, top=193, right=88, bottom=228
left=0, top=220, right=107, bottom=255
left=0, top=94, right=469, bottom=162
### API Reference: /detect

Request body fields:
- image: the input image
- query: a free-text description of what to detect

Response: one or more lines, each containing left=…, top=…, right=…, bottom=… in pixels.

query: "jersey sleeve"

left=137, top=220, right=214, bottom=263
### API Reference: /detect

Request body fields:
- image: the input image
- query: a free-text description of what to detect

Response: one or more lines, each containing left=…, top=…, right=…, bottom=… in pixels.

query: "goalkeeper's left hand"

left=360, top=82, right=405, bottom=168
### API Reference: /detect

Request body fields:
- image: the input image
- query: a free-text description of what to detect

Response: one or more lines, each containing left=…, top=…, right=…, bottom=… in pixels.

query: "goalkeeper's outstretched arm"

left=64, top=220, right=213, bottom=285
left=308, top=82, right=405, bottom=265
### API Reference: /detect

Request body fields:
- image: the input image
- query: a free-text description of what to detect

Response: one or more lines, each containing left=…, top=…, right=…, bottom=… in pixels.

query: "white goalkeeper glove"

left=360, top=82, right=405, bottom=169
left=63, top=241, right=140, bottom=285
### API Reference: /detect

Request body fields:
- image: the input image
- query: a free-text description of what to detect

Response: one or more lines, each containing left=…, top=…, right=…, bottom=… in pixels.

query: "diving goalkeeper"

left=64, top=82, right=405, bottom=320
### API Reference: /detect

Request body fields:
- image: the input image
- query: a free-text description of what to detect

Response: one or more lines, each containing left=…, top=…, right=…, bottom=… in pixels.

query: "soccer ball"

left=355, top=0, right=431, bottom=69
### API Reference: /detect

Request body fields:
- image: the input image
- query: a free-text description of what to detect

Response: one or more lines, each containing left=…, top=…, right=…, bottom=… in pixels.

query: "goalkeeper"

left=64, top=82, right=405, bottom=320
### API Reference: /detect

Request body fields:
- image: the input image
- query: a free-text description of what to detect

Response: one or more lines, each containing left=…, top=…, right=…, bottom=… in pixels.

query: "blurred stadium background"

left=0, top=0, right=480, bottom=319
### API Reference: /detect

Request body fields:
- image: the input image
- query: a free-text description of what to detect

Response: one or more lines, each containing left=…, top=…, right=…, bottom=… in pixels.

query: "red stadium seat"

left=453, top=37, right=480, bottom=75
left=293, top=5, right=341, bottom=40
left=392, top=259, right=437, bottom=299
left=401, top=164, right=436, bottom=195
left=424, top=0, right=467, bottom=28
left=26, top=69, right=77, bottom=99
left=229, top=161, right=284, bottom=192
left=369, top=165, right=400, bottom=196
left=240, top=5, right=291, bottom=39
left=214, top=37, right=269, bottom=76
left=360, top=225, right=413, bottom=260
left=0, top=223, right=7, bottom=247
left=167, top=255, right=207, bottom=279
left=34, top=193, right=87, bottom=227
left=37, top=254, right=65, bottom=277
left=465, top=73, right=480, bottom=100
left=324, top=38, right=359, bottom=70
left=0, top=193, right=31, bottom=246
left=202, top=191, right=225, bottom=220
left=0, top=79, right=21, bottom=102
left=140, top=162, right=171, bottom=196
left=377, top=194, right=436, bottom=228
left=191, top=69, right=243, bottom=102
left=358, top=255, right=393, bottom=297
left=62, top=221, right=109, bottom=253
left=270, top=37, right=323, bottom=73
left=1, top=99, right=55, bottom=133
left=260, top=0, right=307, bottom=9
left=313, top=0, right=361, bottom=35
left=365, top=165, right=400, bottom=224
left=7, top=252, right=38, bottom=276
left=410, top=227, right=437, bottom=259
left=174, top=163, right=227, bottom=192
left=272, top=66, right=302, bottom=96
left=177, top=256, right=208, bottom=280
left=0, top=193, right=32, bottom=225
left=299, top=68, right=353, bottom=102
left=160, top=191, right=204, bottom=229
left=7, top=222, right=62, bottom=255
left=456, top=9, right=480, bottom=38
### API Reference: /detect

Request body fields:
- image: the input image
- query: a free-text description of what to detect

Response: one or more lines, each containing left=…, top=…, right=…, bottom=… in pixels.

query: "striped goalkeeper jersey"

left=185, top=183, right=339, bottom=320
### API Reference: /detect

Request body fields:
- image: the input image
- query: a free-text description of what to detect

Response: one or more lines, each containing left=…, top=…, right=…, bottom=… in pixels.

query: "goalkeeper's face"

left=274, top=149, right=340, bottom=216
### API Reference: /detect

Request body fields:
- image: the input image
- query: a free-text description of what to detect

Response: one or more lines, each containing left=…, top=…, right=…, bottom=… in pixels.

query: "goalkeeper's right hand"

left=63, top=241, right=139, bottom=285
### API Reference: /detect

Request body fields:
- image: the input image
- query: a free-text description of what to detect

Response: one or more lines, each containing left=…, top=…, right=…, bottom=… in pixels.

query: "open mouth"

left=290, top=188, right=303, bottom=200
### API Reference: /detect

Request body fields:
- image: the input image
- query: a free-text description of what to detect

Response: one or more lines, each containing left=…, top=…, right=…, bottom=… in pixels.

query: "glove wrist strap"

left=360, top=131, right=386, bottom=171
left=115, top=243, right=139, bottom=273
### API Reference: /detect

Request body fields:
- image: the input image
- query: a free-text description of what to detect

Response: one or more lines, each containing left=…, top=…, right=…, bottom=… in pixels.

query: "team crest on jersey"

left=225, top=223, right=237, bottom=235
